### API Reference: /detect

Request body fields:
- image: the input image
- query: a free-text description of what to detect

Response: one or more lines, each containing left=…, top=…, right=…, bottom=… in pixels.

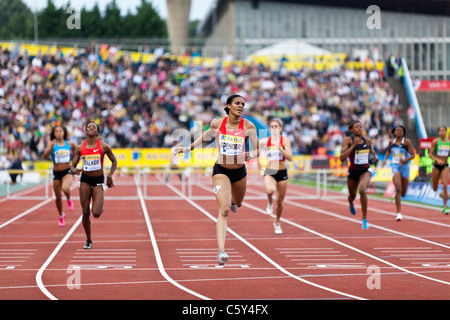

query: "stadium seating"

left=0, top=42, right=403, bottom=163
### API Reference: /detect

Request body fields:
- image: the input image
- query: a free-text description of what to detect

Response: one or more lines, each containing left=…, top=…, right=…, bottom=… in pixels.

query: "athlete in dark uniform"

left=340, top=120, right=378, bottom=229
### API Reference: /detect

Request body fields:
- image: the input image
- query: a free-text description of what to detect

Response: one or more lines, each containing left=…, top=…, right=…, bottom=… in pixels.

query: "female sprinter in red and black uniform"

left=340, top=120, right=378, bottom=229
left=70, top=121, right=117, bottom=249
left=174, top=95, right=259, bottom=265
left=258, top=118, right=293, bottom=234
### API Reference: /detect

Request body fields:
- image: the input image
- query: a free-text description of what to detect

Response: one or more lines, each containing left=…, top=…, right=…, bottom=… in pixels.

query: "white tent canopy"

left=249, top=39, right=332, bottom=58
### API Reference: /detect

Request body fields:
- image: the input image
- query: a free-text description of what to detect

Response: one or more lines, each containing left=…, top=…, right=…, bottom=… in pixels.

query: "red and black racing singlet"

left=217, top=117, right=247, bottom=156
left=348, top=136, right=370, bottom=170
left=267, top=136, right=285, bottom=162
left=80, top=139, right=104, bottom=172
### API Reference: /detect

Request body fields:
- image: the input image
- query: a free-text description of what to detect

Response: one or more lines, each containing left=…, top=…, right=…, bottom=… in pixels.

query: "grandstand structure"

left=198, top=0, right=450, bottom=81
left=194, top=0, right=450, bottom=144
left=0, top=0, right=448, bottom=180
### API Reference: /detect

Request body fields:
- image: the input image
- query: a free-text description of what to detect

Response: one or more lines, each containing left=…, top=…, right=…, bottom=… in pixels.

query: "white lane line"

left=243, top=191, right=450, bottom=287
left=136, top=175, right=210, bottom=300
left=0, top=198, right=54, bottom=229
left=0, top=183, right=79, bottom=229
left=246, top=185, right=450, bottom=250
left=166, top=182, right=365, bottom=301
left=325, top=198, right=450, bottom=229
left=35, top=215, right=83, bottom=300
left=272, top=184, right=450, bottom=229
left=282, top=198, right=450, bottom=250
left=34, top=183, right=86, bottom=299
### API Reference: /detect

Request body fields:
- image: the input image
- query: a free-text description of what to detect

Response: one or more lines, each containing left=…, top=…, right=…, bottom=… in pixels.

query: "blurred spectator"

left=9, top=154, right=24, bottom=184
left=0, top=43, right=403, bottom=159
left=407, top=104, right=416, bottom=126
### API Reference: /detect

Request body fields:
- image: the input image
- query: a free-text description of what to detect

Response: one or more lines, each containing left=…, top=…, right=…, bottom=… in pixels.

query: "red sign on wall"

left=419, top=138, right=434, bottom=149
left=415, top=80, right=450, bottom=91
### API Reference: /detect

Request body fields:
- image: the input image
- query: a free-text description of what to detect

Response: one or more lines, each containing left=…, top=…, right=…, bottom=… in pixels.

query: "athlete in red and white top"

left=174, top=95, right=259, bottom=265
left=70, top=121, right=117, bottom=249
left=258, top=118, right=292, bottom=234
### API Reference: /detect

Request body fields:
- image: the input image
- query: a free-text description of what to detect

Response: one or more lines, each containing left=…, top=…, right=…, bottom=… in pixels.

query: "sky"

left=22, top=0, right=215, bottom=21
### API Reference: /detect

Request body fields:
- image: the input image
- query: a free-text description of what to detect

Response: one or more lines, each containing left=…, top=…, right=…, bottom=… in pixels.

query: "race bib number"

left=267, top=147, right=283, bottom=161
left=82, top=154, right=102, bottom=171
left=219, top=134, right=244, bottom=156
left=355, top=149, right=369, bottom=165
left=54, top=149, right=70, bottom=164
left=392, top=152, right=405, bottom=164
left=437, top=145, right=450, bottom=157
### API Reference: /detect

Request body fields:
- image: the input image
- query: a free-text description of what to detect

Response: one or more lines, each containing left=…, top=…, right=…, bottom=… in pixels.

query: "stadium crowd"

left=0, top=43, right=404, bottom=164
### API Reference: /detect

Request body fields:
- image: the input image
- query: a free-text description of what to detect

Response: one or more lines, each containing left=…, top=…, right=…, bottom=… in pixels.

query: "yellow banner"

left=104, top=148, right=314, bottom=170
left=107, top=148, right=171, bottom=167
left=105, top=148, right=218, bottom=168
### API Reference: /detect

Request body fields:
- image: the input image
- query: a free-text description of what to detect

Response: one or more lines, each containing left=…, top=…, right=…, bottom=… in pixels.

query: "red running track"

left=1, top=174, right=450, bottom=301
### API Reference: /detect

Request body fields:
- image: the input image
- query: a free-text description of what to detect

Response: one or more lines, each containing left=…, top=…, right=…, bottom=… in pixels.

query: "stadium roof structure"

left=248, top=39, right=331, bottom=58
left=272, top=0, right=450, bottom=16
left=199, top=0, right=450, bottom=36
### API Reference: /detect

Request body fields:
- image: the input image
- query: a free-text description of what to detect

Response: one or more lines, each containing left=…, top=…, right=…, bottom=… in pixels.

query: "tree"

left=82, top=4, right=103, bottom=37
left=102, top=0, right=122, bottom=37
left=0, top=0, right=33, bottom=40
left=38, top=0, right=66, bottom=38
left=130, top=0, right=167, bottom=38
left=0, top=0, right=169, bottom=40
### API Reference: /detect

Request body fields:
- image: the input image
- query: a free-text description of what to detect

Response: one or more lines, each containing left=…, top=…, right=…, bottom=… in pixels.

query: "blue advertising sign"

left=402, top=182, right=447, bottom=207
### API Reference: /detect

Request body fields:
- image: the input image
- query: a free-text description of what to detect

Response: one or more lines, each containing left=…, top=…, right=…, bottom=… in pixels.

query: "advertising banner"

left=105, top=148, right=314, bottom=170
left=415, top=80, right=450, bottom=91
left=402, top=182, right=447, bottom=207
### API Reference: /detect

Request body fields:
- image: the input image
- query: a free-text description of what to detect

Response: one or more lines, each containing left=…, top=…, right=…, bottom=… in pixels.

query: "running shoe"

left=217, top=251, right=229, bottom=266
left=266, top=202, right=274, bottom=215
left=67, top=198, right=74, bottom=211
left=443, top=207, right=449, bottom=215
left=59, top=213, right=65, bottom=227
left=83, top=240, right=92, bottom=249
left=396, top=213, right=403, bottom=221
left=273, top=221, right=283, bottom=235
left=362, top=219, right=369, bottom=230
left=349, top=206, right=357, bottom=215
left=230, top=202, right=238, bottom=213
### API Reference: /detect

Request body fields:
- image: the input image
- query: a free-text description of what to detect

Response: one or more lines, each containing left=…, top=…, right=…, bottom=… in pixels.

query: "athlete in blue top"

left=382, top=126, right=415, bottom=221
left=43, top=125, right=77, bottom=227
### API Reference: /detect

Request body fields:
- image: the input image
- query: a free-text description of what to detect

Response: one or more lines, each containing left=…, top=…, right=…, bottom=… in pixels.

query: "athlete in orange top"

left=70, top=121, right=117, bottom=249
